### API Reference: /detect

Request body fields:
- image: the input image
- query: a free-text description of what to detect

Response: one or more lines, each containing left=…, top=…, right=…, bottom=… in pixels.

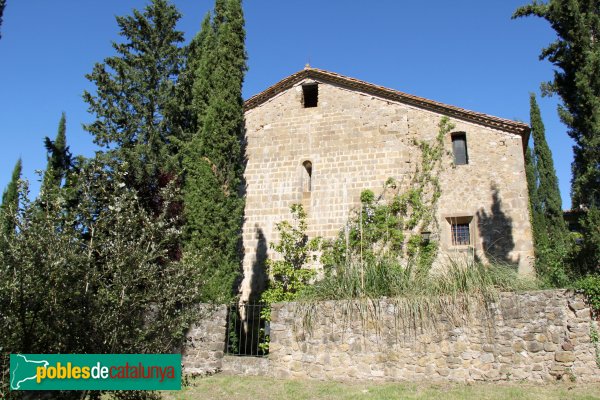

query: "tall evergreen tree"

left=513, top=0, right=600, bottom=208
left=183, top=0, right=247, bottom=302
left=41, top=112, right=71, bottom=196
left=83, top=0, right=184, bottom=211
left=0, top=0, right=6, bottom=39
left=526, top=94, right=570, bottom=285
left=529, top=93, right=567, bottom=244
left=525, top=144, right=546, bottom=248
left=169, top=14, right=211, bottom=143
left=0, top=158, right=21, bottom=242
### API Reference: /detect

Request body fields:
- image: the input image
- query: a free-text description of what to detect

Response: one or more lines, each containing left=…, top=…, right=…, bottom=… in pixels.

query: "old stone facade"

left=241, top=67, right=534, bottom=301
left=182, top=290, right=600, bottom=383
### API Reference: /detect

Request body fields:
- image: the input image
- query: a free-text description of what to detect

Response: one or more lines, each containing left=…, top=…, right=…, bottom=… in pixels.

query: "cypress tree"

left=529, top=93, right=567, bottom=245
left=513, top=0, right=600, bottom=208
left=525, top=144, right=547, bottom=248
left=526, top=94, right=570, bottom=285
left=183, top=0, right=247, bottom=302
left=169, top=13, right=211, bottom=143
left=1, top=158, right=22, bottom=241
left=41, top=112, right=71, bottom=196
left=83, top=0, right=184, bottom=211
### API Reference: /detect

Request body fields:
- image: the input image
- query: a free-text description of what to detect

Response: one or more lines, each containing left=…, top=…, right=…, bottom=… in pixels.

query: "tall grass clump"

left=302, top=256, right=537, bottom=303
left=296, top=257, right=539, bottom=335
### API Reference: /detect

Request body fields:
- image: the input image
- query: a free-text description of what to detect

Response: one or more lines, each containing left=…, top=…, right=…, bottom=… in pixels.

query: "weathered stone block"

left=555, top=351, right=576, bottom=363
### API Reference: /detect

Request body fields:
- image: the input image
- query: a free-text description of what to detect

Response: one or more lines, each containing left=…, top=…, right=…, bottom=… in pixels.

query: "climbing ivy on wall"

left=259, top=204, right=321, bottom=351
left=261, top=204, right=321, bottom=308
left=321, top=116, right=454, bottom=273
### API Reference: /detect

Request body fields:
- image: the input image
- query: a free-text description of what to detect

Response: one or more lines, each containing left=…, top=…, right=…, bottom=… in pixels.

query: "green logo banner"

left=10, top=354, right=181, bottom=391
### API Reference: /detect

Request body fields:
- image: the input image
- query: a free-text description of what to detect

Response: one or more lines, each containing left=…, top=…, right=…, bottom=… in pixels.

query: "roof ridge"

left=244, top=68, right=530, bottom=136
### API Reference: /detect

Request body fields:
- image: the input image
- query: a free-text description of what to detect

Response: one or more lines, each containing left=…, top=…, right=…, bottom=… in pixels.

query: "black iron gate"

left=225, top=302, right=269, bottom=357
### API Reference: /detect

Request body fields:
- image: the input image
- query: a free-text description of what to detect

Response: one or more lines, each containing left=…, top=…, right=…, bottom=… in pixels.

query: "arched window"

left=302, top=161, right=313, bottom=192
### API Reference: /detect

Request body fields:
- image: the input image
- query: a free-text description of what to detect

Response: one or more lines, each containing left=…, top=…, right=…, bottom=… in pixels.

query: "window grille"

left=451, top=223, right=470, bottom=246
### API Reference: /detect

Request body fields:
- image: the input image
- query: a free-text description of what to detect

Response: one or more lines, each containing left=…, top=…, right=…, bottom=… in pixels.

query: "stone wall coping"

left=267, top=289, right=579, bottom=308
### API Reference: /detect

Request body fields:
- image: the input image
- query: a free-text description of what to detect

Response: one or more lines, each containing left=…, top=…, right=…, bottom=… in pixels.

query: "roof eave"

left=244, top=68, right=530, bottom=137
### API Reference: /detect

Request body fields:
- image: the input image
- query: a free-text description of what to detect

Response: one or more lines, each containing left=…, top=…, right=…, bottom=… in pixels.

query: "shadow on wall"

left=248, top=224, right=268, bottom=302
left=476, top=184, right=518, bottom=266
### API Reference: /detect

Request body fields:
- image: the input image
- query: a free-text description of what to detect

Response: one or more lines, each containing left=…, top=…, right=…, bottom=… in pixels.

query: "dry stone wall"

left=181, top=304, right=227, bottom=375
left=181, top=290, right=600, bottom=383
left=268, top=290, right=599, bottom=382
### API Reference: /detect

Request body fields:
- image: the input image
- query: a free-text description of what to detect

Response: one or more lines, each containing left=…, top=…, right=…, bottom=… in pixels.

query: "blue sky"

left=0, top=1, right=573, bottom=208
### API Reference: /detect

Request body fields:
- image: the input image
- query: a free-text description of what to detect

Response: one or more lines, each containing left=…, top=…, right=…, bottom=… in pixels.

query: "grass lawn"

left=161, top=375, right=600, bottom=400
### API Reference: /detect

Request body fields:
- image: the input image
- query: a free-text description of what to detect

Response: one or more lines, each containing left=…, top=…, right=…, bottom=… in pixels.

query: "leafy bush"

left=574, top=206, right=600, bottom=276
left=575, top=274, right=600, bottom=317
left=258, top=204, right=321, bottom=351
left=534, top=241, right=571, bottom=288
left=260, top=204, right=321, bottom=309
left=0, top=162, right=201, bottom=399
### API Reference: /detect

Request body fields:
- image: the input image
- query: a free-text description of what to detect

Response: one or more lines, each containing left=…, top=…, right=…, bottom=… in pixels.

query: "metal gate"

left=225, top=302, right=269, bottom=357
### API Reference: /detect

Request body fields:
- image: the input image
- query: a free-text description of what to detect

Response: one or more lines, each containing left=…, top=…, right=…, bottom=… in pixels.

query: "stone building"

left=240, top=67, right=533, bottom=301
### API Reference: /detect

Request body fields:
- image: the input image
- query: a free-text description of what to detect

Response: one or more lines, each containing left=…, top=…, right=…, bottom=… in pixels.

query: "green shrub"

left=575, top=274, right=600, bottom=317
left=259, top=204, right=321, bottom=350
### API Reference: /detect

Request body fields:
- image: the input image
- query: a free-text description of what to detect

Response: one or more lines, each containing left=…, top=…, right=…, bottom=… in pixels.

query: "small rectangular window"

left=451, top=223, right=470, bottom=246
left=302, top=84, right=318, bottom=108
left=452, top=133, right=468, bottom=165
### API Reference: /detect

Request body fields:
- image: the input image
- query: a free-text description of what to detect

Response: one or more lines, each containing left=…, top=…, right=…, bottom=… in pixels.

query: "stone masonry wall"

left=181, top=304, right=227, bottom=375
left=182, top=291, right=600, bottom=383
left=268, top=290, right=599, bottom=382
left=241, top=78, right=533, bottom=301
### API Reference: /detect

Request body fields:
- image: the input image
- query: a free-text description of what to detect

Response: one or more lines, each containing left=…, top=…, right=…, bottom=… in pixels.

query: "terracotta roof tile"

left=244, top=67, right=530, bottom=137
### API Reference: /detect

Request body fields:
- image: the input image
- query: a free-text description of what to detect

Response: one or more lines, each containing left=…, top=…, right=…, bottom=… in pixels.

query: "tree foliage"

left=526, top=94, right=570, bottom=285
left=260, top=204, right=320, bottom=307
left=182, top=0, right=247, bottom=302
left=0, top=162, right=201, bottom=399
left=525, top=144, right=542, bottom=237
left=0, top=158, right=21, bottom=248
left=513, top=0, right=600, bottom=208
left=0, top=0, right=6, bottom=39
left=41, top=113, right=71, bottom=197
left=515, top=1, right=600, bottom=275
left=574, top=205, right=600, bottom=273
left=83, top=0, right=184, bottom=211
left=1, top=0, right=252, bottom=396
left=170, top=14, right=212, bottom=143
left=529, top=94, right=566, bottom=241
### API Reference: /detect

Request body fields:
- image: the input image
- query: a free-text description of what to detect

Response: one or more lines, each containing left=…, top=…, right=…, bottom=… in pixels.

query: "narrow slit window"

left=302, top=84, right=318, bottom=108
left=452, top=133, right=468, bottom=165
left=302, top=161, right=312, bottom=192
left=451, top=223, right=470, bottom=246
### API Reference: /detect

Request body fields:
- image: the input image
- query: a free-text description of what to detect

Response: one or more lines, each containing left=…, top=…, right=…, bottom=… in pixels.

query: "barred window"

left=451, top=223, right=470, bottom=246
